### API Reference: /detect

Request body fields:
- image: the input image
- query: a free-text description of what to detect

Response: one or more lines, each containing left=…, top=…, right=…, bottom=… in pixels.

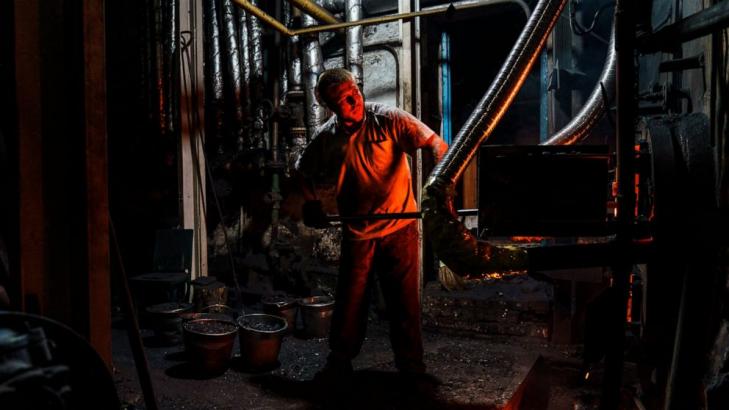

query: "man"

left=296, top=68, right=448, bottom=386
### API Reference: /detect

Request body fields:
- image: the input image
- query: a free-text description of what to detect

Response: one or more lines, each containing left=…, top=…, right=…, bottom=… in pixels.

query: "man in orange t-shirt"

left=296, top=68, right=447, bottom=386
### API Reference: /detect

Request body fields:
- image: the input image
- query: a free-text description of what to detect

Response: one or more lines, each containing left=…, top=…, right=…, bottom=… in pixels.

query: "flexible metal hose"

left=542, top=25, right=616, bottom=146
left=422, top=0, right=568, bottom=277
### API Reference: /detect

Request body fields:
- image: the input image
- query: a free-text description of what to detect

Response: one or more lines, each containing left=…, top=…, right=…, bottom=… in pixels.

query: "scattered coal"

left=240, top=317, right=285, bottom=332
left=184, top=320, right=237, bottom=335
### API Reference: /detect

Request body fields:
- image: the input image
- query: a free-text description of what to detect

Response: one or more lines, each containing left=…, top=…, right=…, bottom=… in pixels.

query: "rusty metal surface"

left=83, top=0, right=112, bottom=367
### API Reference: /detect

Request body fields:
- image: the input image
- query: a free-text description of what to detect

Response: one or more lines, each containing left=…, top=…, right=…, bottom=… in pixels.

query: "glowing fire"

left=509, top=236, right=544, bottom=243
left=467, top=270, right=528, bottom=281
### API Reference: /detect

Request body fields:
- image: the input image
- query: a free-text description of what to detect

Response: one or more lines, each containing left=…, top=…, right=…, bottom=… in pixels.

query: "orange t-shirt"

left=297, top=103, right=437, bottom=240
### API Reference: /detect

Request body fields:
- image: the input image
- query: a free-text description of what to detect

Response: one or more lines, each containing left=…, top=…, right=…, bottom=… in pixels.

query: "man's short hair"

left=316, top=68, right=355, bottom=105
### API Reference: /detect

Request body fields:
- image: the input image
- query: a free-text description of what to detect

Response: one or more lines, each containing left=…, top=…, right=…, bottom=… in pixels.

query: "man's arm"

left=388, top=106, right=448, bottom=160
left=425, top=133, right=448, bottom=164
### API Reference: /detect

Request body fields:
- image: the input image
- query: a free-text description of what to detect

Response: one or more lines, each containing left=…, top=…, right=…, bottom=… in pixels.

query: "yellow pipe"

left=232, top=0, right=294, bottom=36
left=292, top=7, right=448, bottom=35
left=286, top=0, right=340, bottom=24
left=234, top=0, right=507, bottom=37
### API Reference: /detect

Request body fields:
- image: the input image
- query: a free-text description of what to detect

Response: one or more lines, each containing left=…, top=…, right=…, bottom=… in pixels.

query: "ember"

left=509, top=236, right=545, bottom=243
left=468, top=270, right=528, bottom=282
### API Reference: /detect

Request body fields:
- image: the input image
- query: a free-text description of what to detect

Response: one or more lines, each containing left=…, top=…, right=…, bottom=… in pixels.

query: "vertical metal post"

left=440, top=31, right=452, bottom=145
left=539, top=50, right=548, bottom=143
left=600, top=0, right=635, bottom=408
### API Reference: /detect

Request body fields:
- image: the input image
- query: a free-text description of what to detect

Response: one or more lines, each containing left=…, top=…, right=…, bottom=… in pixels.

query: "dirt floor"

left=111, top=314, right=607, bottom=410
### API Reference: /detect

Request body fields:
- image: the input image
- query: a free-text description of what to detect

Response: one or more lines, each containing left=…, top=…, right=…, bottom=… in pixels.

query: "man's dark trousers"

left=327, top=221, right=424, bottom=373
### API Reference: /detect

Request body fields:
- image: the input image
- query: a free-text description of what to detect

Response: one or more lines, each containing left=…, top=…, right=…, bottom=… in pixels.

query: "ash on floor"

left=112, top=317, right=576, bottom=410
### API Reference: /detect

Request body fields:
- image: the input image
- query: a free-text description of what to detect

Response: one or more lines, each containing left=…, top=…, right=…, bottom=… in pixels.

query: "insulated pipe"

left=221, top=0, right=246, bottom=150
left=286, top=0, right=340, bottom=24
left=237, top=6, right=252, bottom=127
left=280, top=1, right=291, bottom=98
left=248, top=0, right=266, bottom=148
left=422, top=0, right=568, bottom=277
left=203, top=0, right=225, bottom=151
left=542, top=25, right=616, bottom=146
left=345, top=0, right=363, bottom=88
left=288, top=36, right=303, bottom=92
left=154, top=0, right=180, bottom=139
left=320, top=0, right=345, bottom=12
left=302, top=2, right=328, bottom=139
left=285, top=0, right=303, bottom=92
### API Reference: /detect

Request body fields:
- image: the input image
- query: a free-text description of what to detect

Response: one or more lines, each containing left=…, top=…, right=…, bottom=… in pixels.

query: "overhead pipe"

left=233, top=0, right=529, bottom=37
left=248, top=0, right=266, bottom=149
left=286, top=0, right=340, bottom=24
left=203, top=0, right=225, bottom=153
left=220, top=0, right=246, bottom=151
left=302, top=1, right=328, bottom=139
left=345, top=0, right=364, bottom=88
left=542, top=25, right=616, bottom=146
left=422, top=0, right=568, bottom=278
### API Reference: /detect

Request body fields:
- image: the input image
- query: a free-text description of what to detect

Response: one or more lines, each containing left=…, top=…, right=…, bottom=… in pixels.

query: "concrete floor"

left=112, top=318, right=584, bottom=410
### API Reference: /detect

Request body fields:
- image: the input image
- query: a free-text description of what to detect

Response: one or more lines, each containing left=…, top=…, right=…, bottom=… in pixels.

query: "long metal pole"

left=600, top=0, right=635, bottom=408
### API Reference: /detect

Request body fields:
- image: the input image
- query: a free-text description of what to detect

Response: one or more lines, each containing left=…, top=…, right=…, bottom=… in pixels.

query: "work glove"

left=302, top=200, right=331, bottom=229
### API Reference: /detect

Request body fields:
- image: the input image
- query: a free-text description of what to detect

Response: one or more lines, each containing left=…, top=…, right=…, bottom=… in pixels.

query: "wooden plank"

left=83, top=0, right=112, bottom=366
left=15, top=0, right=46, bottom=314
left=462, top=158, right=478, bottom=209
left=179, top=0, right=207, bottom=279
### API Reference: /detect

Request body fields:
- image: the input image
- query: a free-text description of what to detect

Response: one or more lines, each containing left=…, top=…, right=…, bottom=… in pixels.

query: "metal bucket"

left=182, top=318, right=238, bottom=375
left=180, top=312, right=232, bottom=323
left=145, top=302, right=193, bottom=346
left=237, top=314, right=287, bottom=370
left=298, top=296, right=334, bottom=338
left=261, top=295, right=297, bottom=333
left=200, top=304, right=241, bottom=321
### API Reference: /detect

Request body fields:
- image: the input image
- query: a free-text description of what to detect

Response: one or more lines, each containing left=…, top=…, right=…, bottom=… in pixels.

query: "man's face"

left=323, top=80, right=364, bottom=130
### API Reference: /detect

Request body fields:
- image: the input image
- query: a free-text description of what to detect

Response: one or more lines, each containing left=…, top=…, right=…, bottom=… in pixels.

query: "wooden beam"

left=179, top=0, right=207, bottom=279
left=83, top=0, right=112, bottom=366
left=462, top=159, right=478, bottom=209
left=15, top=0, right=46, bottom=314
